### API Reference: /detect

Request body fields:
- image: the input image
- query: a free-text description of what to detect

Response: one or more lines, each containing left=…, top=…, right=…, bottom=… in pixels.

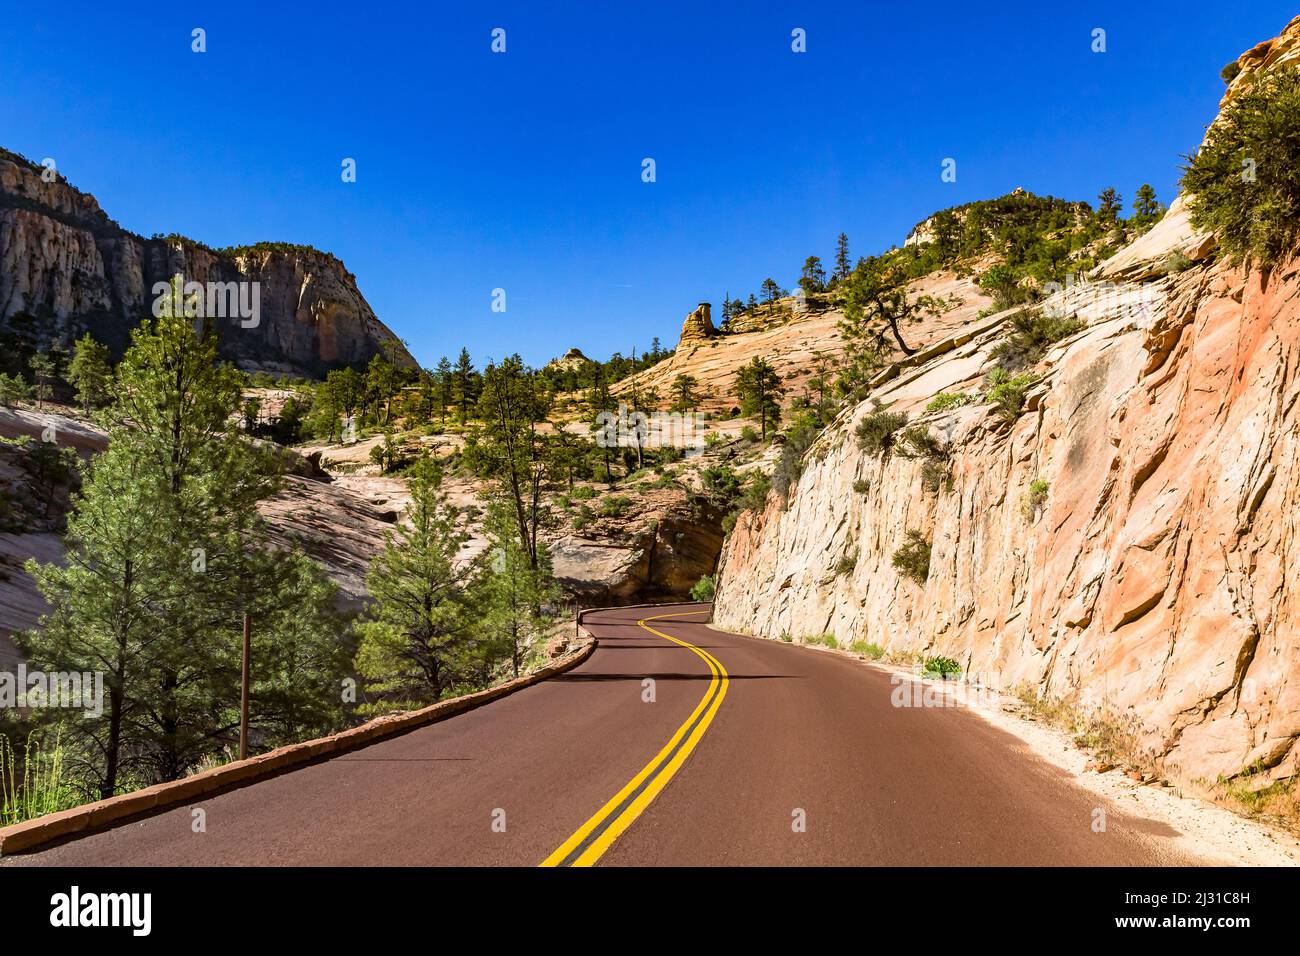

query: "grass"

left=0, top=730, right=79, bottom=826
left=804, top=633, right=839, bottom=649
left=850, top=640, right=885, bottom=659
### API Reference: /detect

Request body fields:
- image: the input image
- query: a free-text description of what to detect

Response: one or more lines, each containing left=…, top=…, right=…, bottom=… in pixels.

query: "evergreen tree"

left=760, top=278, right=786, bottom=305
left=435, top=356, right=454, bottom=429
left=672, top=373, right=700, bottom=412
left=478, top=499, right=559, bottom=679
left=67, top=334, right=112, bottom=415
left=453, top=347, right=478, bottom=422
left=28, top=350, right=57, bottom=411
left=0, top=372, right=29, bottom=408
left=799, top=257, right=827, bottom=295
left=834, top=233, right=851, bottom=283
left=1132, top=184, right=1162, bottom=227
left=734, top=357, right=783, bottom=440
left=1096, top=187, right=1123, bottom=225
left=354, top=457, right=482, bottom=706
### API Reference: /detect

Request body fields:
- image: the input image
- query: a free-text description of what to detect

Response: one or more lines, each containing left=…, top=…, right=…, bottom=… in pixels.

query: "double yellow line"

left=539, top=610, right=728, bottom=867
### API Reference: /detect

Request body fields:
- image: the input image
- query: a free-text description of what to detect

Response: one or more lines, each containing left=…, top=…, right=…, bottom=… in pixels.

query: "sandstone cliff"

left=0, top=150, right=415, bottom=377
left=714, top=20, right=1300, bottom=787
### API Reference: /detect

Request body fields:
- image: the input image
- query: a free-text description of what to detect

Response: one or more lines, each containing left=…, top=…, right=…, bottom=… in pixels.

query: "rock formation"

left=678, top=302, right=716, bottom=345
left=0, top=150, right=415, bottom=377
left=714, top=18, right=1300, bottom=787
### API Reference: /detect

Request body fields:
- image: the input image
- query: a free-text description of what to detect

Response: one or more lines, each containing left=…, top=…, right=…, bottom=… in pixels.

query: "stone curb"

left=0, top=637, right=597, bottom=857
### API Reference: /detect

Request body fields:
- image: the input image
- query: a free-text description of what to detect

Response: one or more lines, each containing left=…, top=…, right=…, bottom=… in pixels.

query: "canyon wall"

left=0, top=152, right=414, bottom=377
left=715, top=19, right=1300, bottom=786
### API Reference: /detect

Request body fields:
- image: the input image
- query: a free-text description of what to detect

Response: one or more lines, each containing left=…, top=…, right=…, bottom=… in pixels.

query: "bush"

left=1183, top=68, right=1300, bottom=269
left=922, top=655, right=962, bottom=678
left=989, top=309, right=1084, bottom=372
left=779, top=631, right=793, bottom=643
left=571, top=485, right=597, bottom=500
left=599, top=495, right=631, bottom=518
left=892, top=530, right=931, bottom=584
left=850, top=641, right=885, bottom=659
left=834, top=550, right=858, bottom=575
left=1023, top=477, right=1050, bottom=519
left=852, top=478, right=871, bottom=494
left=983, top=368, right=1038, bottom=421
left=690, top=574, right=716, bottom=602
left=926, top=391, right=969, bottom=413
left=855, top=409, right=908, bottom=456
left=740, top=425, right=760, bottom=443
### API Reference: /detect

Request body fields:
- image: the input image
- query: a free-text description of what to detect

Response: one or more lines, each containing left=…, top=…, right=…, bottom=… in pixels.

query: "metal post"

left=240, top=611, right=251, bottom=761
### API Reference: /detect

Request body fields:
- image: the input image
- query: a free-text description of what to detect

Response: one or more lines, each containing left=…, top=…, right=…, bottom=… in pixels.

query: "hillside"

left=0, top=151, right=414, bottom=377
left=713, top=16, right=1300, bottom=798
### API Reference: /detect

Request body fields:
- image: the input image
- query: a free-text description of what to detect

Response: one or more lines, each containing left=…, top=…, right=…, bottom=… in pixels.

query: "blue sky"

left=1, top=1, right=1294, bottom=368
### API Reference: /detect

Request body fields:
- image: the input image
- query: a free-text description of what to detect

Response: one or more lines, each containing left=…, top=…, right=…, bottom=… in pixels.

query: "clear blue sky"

left=1, top=1, right=1294, bottom=368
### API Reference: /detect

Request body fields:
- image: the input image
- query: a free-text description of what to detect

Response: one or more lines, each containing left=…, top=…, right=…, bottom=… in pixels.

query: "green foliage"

left=740, top=425, right=760, bottom=443
left=834, top=550, right=858, bottom=576
left=0, top=731, right=78, bottom=825
left=690, top=574, right=716, bottom=602
left=67, top=335, right=112, bottom=414
left=989, top=309, right=1085, bottom=372
left=983, top=368, right=1039, bottom=421
left=891, top=529, right=931, bottom=584
left=1024, top=477, right=1050, bottom=519
left=855, top=409, right=908, bottom=456
left=850, top=641, right=885, bottom=659
left=477, top=498, right=560, bottom=681
left=922, top=655, right=962, bottom=678
left=926, top=391, right=970, bottom=413
left=355, top=458, right=481, bottom=707
left=0, top=372, right=30, bottom=408
left=851, top=478, right=871, bottom=494
left=23, top=292, right=343, bottom=798
left=1221, top=61, right=1242, bottom=83
left=1183, top=69, right=1300, bottom=269
left=734, top=357, right=783, bottom=440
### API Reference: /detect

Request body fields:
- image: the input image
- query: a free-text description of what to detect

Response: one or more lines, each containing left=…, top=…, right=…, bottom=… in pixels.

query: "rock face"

left=678, top=302, right=717, bottom=345
left=716, top=18, right=1300, bottom=787
left=0, top=150, right=415, bottom=377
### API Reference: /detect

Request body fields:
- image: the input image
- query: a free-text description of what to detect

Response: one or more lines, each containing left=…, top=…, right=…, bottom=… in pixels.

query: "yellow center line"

left=539, top=609, right=729, bottom=867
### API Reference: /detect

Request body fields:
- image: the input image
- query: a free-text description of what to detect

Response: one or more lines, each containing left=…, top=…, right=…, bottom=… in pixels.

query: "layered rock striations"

left=0, top=151, right=414, bottom=377
left=715, top=20, right=1300, bottom=786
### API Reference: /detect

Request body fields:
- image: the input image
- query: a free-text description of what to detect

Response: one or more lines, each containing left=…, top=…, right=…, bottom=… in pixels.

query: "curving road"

left=4, top=604, right=1199, bottom=866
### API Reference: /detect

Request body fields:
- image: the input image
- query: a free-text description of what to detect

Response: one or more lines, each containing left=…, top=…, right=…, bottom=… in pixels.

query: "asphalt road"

left=5, top=604, right=1197, bottom=866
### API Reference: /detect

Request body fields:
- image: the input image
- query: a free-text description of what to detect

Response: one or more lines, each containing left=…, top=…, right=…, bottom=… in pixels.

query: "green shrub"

left=983, top=368, right=1038, bottom=421
left=690, top=574, right=716, bottom=602
left=779, top=631, right=793, bottom=643
left=855, top=409, right=908, bottom=456
left=852, top=478, right=871, bottom=494
left=822, top=634, right=839, bottom=650
left=892, top=529, right=931, bottom=584
left=741, top=425, right=760, bottom=443
left=1023, top=477, right=1050, bottom=519
left=922, top=655, right=962, bottom=678
left=989, top=309, right=1084, bottom=372
left=1183, top=68, right=1300, bottom=269
left=926, top=391, right=969, bottom=413
left=834, top=550, right=858, bottom=575
left=571, top=485, right=597, bottom=500
left=1220, top=61, right=1241, bottom=83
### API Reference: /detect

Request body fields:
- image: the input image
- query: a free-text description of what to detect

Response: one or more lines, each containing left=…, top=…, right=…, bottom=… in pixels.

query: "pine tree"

left=1132, top=184, right=1162, bottom=227
left=1096, top=187, right=1123, bottom=225
left=354, top=457, right=482, bottom=706
left=435, top=356, right=454, bottom=429
left=454, top=348, right=477, bottom=422
left=735, top=357, right=783, bottom=440
left=28, top=350, right=57, bottom=411
left=799, top=257, right=827, bottom=295
left=834, top=233, right=851, bottom=283
left=67, top=334, right=111, bottom=415
left=479, top=498, right=559, bottom=679
left=672, top=373, right=700, bottom=412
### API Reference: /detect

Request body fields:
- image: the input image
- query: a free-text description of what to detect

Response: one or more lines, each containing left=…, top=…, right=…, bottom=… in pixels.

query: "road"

left=5, top=604, right=1198, bottom=866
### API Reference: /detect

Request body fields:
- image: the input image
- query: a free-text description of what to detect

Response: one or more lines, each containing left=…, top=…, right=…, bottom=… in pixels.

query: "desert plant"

left=984, top=368, right=1038, bottom=421
left=834, top=550, right=858, bottom=575
left=1023, top=477, right=1050, bottom=519
left=922, top=655, right=962, bottom=678
left=989, top=309, right=1084, bottom=372
left=892, top=530, right=931, bottom=584
left=850, top=641, right=885, bottom=659
left=690, top=574, right=716, bottom=602
left=1183, top=68, right=1300, bottom=269
left=855, top=409, right=908, bottom=456
left=926, top=391, right=969, bottom=413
